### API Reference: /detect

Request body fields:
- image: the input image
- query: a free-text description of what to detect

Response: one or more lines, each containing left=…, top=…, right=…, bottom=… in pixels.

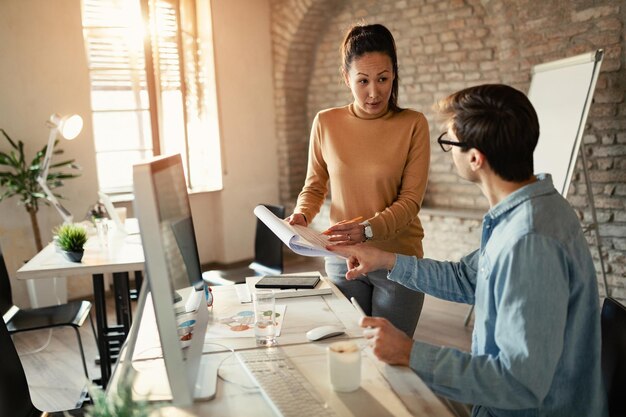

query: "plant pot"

left=62, top=249, right=84, bottom=263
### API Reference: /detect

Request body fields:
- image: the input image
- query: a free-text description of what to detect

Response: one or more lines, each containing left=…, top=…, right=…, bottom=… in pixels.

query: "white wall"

left=0, top=0, right=280, bottom=306
left=208, top=0, right=280, bottom=262
left=0, top=0, right=97, bottom=306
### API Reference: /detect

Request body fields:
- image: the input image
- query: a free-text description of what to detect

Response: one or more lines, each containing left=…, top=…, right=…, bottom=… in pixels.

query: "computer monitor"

left=123, top=153, right=216, bottom=406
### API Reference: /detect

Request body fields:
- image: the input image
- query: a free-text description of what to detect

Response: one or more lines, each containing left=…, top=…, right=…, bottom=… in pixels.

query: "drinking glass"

left=95, top=218, right=109, bottom=249
left=253, top=290, right=277, bottom=346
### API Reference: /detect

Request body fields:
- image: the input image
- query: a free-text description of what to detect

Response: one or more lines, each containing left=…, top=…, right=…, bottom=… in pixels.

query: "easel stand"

left=578, top=142, right=610, bottom=297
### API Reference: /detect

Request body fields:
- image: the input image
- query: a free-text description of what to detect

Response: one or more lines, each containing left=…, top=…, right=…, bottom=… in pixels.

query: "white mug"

left=327, top=340, right=361, bottom=392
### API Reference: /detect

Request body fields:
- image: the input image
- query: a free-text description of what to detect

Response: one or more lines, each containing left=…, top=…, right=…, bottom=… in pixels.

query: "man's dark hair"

left=341, top=23, right=402, bottom=113
left=437, top=84, right=540, bottom=182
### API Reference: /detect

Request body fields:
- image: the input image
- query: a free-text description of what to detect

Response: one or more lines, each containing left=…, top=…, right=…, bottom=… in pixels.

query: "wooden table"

left=108, top=283, right=453, bottom=416
left=16, top=227, right=144, bottom=387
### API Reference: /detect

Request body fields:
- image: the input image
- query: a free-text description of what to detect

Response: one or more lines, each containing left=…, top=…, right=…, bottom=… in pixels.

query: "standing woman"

left=287, top=24, right=430, bottom=336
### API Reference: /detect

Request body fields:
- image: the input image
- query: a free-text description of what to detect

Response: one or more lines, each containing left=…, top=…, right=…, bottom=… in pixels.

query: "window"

left=81, top=0, right=222, bottom=194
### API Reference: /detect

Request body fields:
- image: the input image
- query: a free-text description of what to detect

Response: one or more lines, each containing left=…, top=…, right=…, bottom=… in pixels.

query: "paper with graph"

left=253, top=205, right=334, bottom=257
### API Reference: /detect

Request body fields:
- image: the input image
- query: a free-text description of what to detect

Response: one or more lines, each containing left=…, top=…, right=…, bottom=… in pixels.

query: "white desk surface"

left=16, top=230, right=144, bottom=280
left=117, top=283, right=452, bottom=417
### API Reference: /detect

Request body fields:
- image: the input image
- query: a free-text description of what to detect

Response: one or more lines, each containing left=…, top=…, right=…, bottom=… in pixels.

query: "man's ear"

left=469, top=148, right=486, bottom=172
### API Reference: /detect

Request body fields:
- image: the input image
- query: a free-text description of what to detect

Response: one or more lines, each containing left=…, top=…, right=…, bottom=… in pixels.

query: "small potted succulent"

left=55, top=223, right=88, bottom=262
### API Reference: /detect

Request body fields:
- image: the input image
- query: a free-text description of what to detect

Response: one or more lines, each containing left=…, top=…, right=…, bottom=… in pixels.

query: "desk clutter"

left=234, top=271, right=333, bottom=303
left=124, top=282, right=451, bottom=416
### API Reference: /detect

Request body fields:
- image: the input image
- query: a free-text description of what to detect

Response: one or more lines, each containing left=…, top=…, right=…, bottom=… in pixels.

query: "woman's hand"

left=286, top=213, right=307, bottom=226
left=322, top=218, right=365, bottom=245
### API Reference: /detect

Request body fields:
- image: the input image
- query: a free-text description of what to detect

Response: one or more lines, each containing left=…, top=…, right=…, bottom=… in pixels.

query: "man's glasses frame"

left=437, top=132, right=469, bottom=152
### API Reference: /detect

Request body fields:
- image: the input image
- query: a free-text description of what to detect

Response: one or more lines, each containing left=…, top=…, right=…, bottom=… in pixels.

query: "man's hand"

left=326, top=244, right=396, bottom=280
left=361, top=317, right=412, bottom=366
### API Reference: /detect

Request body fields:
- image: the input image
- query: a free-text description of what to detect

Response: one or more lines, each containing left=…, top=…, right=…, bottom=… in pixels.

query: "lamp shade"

left=49, top=114, right=83, bottom=140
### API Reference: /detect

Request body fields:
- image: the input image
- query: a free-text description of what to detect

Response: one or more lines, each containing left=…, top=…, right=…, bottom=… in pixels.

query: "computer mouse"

left=305, top=325, right=345, bottom=341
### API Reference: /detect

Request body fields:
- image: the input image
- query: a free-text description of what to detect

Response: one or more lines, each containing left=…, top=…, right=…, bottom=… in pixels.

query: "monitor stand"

left=120, top=281, right=219, bottom=403
left=193, top=354, right=220, bottom=400
left=131, top=354, right=219, bottom=402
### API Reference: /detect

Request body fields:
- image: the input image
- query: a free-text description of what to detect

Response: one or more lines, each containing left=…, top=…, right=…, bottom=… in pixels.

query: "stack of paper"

left=253, top=205, right=334, bottom=257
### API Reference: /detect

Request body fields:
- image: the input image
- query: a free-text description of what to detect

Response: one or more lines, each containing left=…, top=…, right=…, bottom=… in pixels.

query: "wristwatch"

left=362, top=221, right=373, bottom=241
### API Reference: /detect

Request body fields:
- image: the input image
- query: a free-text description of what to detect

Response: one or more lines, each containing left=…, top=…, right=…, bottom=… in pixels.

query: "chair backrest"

left=0, top=318, right=40, bottom=417
left=601, top=297, right=626, bottom=417
left=253, top=204, right=285, bottom=274
left=0, top=247, right=16, bottom=316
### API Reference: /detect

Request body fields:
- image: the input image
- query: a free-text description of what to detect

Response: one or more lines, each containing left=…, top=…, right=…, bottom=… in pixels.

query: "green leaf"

left=50, top=159, right=78, bottom=169
left=0, top=129, right=80, bottom=224
left=17, top=140, right=25, bottom=166
left=0, top=129, right=19, bottom=150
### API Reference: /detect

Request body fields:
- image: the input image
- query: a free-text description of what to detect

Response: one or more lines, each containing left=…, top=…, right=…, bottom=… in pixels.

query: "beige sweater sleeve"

left=294, top=113, right=328, bottom=223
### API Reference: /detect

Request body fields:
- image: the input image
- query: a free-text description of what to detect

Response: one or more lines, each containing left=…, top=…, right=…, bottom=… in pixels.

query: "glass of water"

left=253, top=289, right=277, bottom=346
left=95, top=218, right=109, bottom=249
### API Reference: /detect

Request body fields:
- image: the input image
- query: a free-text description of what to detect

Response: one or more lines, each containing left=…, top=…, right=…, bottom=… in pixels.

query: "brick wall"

left=270, top=0, right=626, bottom=302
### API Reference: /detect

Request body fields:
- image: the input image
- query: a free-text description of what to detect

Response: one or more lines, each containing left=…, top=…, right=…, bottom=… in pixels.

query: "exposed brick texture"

left=270, top=0, right=626, bottom=303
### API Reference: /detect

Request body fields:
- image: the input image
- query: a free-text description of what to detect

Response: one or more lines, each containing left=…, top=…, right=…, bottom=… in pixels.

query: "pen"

left=350, top=297, right=367, bottom=318
left=351, top=297, right=375, bottom=337
left=322, top=216, right=364, bottom=235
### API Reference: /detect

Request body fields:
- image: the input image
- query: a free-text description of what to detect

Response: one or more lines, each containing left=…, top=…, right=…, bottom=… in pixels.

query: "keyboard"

left=237, top=349, right=338, bottom=417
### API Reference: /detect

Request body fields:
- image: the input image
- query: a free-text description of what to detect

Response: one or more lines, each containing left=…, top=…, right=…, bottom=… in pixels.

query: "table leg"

left=130, top=271, right=143, bottom=301
left=92, top=272, right=133, bottom=389
left=113, top=272, right=132, bottom=333
left=92, top=273, right=111, bottom=387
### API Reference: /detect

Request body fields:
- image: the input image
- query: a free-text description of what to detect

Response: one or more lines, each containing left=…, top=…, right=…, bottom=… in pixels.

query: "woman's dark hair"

left=436, top=84, right=540, bottom=182
left=341, top=24, right=402, bottom=112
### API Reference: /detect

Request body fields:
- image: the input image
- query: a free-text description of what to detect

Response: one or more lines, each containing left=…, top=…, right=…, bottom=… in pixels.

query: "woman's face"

left=343, top=52, right=394, bottom=118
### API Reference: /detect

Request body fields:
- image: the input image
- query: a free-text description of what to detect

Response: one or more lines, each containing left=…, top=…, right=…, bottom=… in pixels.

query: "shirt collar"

left=485, top=173, right=556, bottom=221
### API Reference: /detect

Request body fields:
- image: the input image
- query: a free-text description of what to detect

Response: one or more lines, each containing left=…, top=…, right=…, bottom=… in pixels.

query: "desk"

left=111, top=283, right=452, bottom=416
left=16, top=230, right=144, bottom=387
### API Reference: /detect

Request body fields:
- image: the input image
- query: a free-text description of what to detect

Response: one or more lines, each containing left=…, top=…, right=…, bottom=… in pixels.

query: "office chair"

left=0, top=317, right=85, bottom=416
left=601, top=297, right=626, bottom=417
left=1, top=246, right=95, bottom=380
left=203, top=203, right=285, bottom=286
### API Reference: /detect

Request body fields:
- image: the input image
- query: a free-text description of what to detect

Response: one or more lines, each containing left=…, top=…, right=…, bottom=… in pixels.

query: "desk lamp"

left=36, top=113, right=83, bottom=224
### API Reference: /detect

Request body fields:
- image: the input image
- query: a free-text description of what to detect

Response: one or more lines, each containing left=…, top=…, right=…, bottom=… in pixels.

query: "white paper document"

left=204, top=305, right=287, bottom=339
left=254, top=204, right=335, bottom=257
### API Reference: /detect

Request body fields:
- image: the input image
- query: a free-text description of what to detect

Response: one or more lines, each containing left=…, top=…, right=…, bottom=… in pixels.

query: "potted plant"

left=83, top=379, right=155, bottom=417
left=0, top=128, right=80, bottom=251
left=55, top=223, right=88, bottom=262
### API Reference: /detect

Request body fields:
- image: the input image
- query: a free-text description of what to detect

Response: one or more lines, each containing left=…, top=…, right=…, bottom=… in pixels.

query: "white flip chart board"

left=528, top=50, right=603, bottom=196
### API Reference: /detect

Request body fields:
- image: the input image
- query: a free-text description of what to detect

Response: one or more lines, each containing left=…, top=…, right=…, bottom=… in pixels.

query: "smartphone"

left=255, top=275, right=320, bottom=289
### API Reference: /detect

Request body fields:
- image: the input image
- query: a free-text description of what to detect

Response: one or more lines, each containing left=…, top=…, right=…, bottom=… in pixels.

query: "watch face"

left=365, top=225, right=373, bottom=239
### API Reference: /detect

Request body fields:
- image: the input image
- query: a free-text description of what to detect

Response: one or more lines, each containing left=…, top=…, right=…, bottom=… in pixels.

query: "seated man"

left=328, top=84, right=607, bottom=417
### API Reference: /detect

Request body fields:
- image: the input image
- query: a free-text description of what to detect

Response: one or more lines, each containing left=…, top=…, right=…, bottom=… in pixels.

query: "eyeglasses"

left=437, top=132, right=469, bottom=152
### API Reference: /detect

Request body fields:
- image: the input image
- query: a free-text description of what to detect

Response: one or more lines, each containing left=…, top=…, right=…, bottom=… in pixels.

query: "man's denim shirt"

left=389, top=174, right=608, bottom=417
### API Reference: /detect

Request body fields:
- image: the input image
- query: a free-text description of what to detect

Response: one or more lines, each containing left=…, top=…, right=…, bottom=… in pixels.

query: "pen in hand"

left=351, top=297, right=375, bottom=337
left=350, top=297, right=367, bottom=318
